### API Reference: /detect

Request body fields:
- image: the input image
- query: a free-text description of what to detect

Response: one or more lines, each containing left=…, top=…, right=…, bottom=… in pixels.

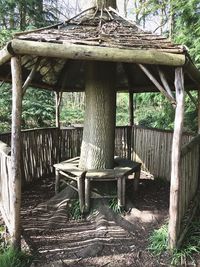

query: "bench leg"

left=85, top=178, right=90, bottom=213
left=55, top=169, right=60, bottom=194
left=77, top=176, right=84, bottom=214
left=117, top=176, right=126, bottom=209
left=134, top=170, right=141, bottom=192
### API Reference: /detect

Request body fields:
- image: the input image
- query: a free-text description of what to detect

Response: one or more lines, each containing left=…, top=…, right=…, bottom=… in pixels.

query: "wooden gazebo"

left=0, top=5, right=200, bottom=251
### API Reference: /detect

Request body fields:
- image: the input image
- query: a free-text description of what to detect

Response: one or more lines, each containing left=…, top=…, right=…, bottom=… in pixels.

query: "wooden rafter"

left=158, top=67, right=174, bottom=99
left=22, top=57, right=41, bottom=95
left=138, top=64, right=176, bottom=105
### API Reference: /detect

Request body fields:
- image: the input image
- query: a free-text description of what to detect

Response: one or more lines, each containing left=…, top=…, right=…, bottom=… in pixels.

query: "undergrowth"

left=148, top=211, right=200, bottom=266
left=0, top=224, right=32, bottom=267
left=0, top=248, right=32, bottom=267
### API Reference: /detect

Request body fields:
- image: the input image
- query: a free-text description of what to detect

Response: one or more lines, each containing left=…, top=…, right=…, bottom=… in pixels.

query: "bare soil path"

left=21, top=173, right=170, bottom=267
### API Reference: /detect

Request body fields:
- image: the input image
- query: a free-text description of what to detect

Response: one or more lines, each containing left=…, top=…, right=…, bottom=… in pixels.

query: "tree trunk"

left=84, top=0, right=116, bottom=9
left=79, top=61, right=116, bottom=170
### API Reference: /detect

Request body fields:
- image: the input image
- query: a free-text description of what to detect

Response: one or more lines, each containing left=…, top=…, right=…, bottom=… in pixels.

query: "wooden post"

left=168, top=67, right=185, bottom=250
left=129, top=92, right=134, bottom=126
left=55, top=91, right=61, bottom=128
left=10, top=56, right=23, bottom=249
left=198, top=90, right=200, bottom=134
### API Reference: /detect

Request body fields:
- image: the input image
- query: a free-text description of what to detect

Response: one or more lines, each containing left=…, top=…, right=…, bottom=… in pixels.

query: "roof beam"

left=10, top=39, right=186, bottom=66
left=0, top=44, right=12, bottom=66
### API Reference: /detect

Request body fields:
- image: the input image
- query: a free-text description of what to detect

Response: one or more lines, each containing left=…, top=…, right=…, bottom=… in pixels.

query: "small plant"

left=69, top=200, right=82, bottom=220
left=148, top=216, right=200, bottom=266
left=109, top=198, right=122, bottom=214
left=148, top=224, right=168, bottom=256
left=171, top=219, right=200, bottom=265
left=0, top=248, right=32, bottom=267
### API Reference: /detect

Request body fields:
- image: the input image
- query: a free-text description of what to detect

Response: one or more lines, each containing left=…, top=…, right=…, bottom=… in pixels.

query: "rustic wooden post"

left=168, top=67, right=185, bottom=250
left=129, top=92, right=134, bottom=126
left=55, top=91, right=61, bottom=128
left=198, top=90, right=200, bottom=134
left=10, top=56, right=23, bottom=249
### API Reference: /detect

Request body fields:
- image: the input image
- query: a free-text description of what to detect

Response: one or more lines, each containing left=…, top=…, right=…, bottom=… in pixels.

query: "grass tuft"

left=109, top=198, right=122, bottom=214
left=148, top=216, right=200, bottom=266
left=69, top=199, right=82, bottom=220
left=148, top=224, right=168, bottom=256
left=0, top=248, right=32, bottom=267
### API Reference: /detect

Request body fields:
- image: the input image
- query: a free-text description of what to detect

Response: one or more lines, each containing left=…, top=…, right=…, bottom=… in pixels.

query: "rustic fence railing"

left=0, top=126, right=194, bottom=183
left=0, top=126, right=199, bottom=249
left=0, top=144, right=12, bottom=233
left=176, top=136, right=200, bottom=246
left=133, top=127, right=193, bottom=181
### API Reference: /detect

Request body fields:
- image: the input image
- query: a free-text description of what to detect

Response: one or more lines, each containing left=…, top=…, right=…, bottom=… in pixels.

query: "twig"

left=105, top=8, right=114, bottom=20
left=64, top=6, right=97, bottom=24
left=101, top=262, right=110, bottom=267
left=108, top=6, right=145, bottom=32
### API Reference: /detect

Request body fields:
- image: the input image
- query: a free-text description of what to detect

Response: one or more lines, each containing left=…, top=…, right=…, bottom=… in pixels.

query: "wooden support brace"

left=168, top=67, right=185, bottom=250
left=158, top=67, right=174, bottom=100
left=22, top=58, right=40, bottom=95
left=138, top=64, right=176, bottom=106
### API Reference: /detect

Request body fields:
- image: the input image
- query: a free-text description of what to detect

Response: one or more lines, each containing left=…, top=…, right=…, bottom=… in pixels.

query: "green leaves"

left=22, top=88, right=55, bottom=128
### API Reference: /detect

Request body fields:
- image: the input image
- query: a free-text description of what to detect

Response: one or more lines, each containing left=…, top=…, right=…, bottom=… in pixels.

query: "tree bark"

left=84, top=0, right=116, bottom=9
left=10, top=56, right=23, bottom=249
left=79, top=61, right=116, bottom=170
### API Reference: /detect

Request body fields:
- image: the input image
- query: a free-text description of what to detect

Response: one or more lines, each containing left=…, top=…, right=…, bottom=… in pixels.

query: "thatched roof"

left=0, top=7, right=199, bottom=92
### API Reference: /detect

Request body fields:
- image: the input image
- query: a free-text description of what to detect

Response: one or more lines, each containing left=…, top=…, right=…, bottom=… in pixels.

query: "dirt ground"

left=20, top=173, right=173, bottom=267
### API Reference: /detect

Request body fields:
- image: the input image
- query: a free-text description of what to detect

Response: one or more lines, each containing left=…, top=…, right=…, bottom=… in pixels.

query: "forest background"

left=0, top=0, right=199, bottom=133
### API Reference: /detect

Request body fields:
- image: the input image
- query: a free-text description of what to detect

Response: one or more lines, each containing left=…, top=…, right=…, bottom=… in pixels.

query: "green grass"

left=148, top=224, right=168, bottom=256
left=148, top=217, right=200, bottom=266
left=68, top=199, right=82, bottom=220
left=0, top=248, right=32, bottom=267
left=171, top=219, right=200, bottom=265
left=109, top=198, right=122, bottom=214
